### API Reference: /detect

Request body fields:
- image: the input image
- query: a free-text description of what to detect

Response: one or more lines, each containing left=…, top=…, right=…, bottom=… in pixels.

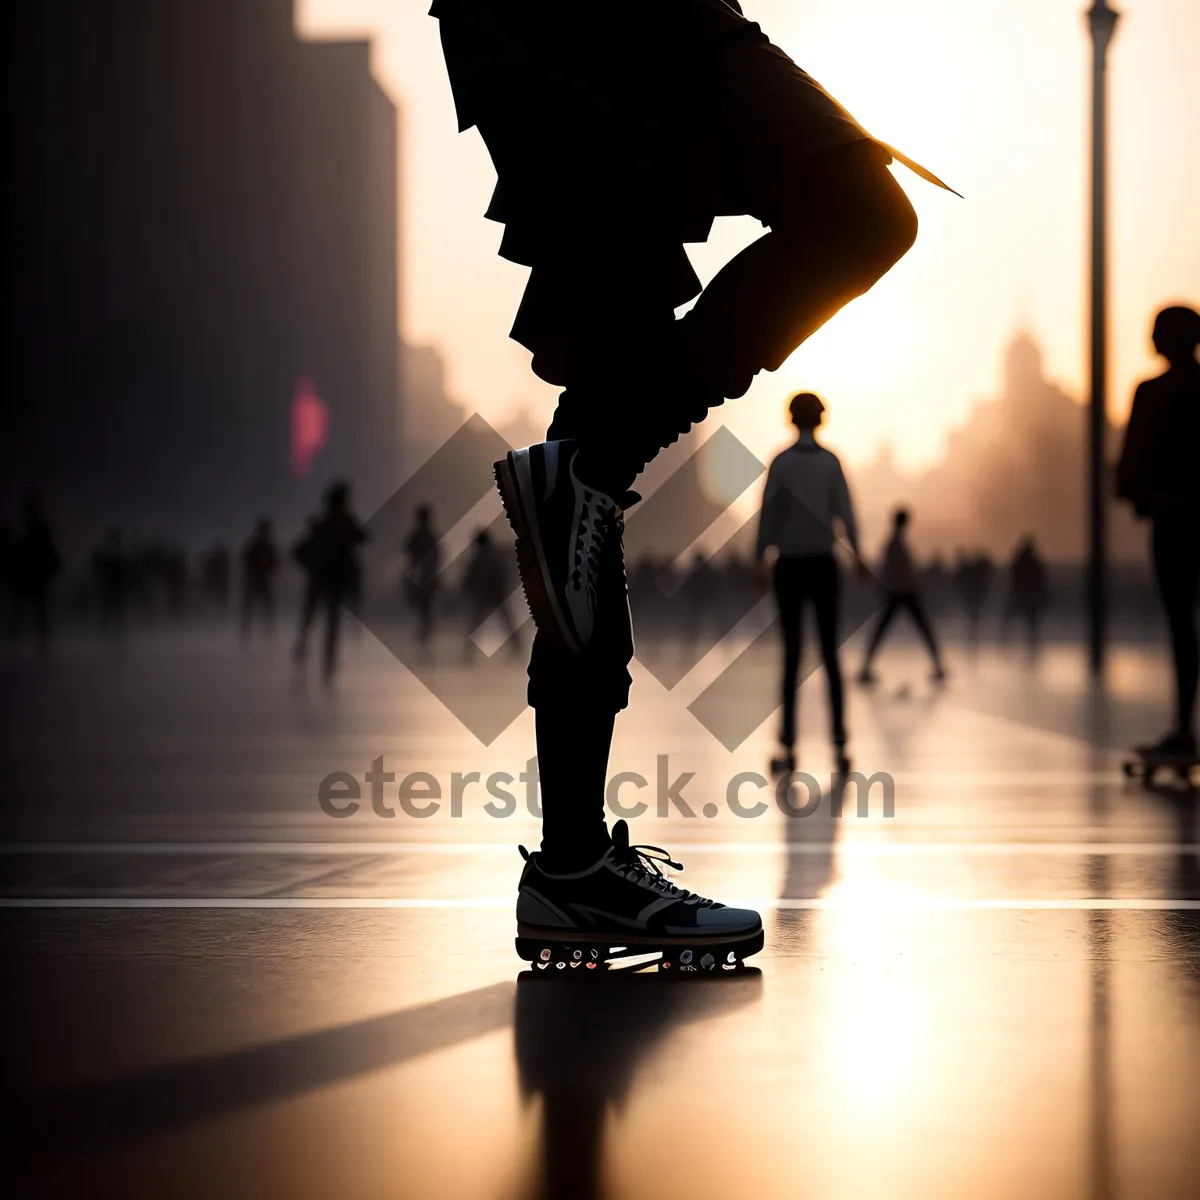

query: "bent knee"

left=770, top=139, right=918, bottom=269
left=872, top=168, right=919, bottom=266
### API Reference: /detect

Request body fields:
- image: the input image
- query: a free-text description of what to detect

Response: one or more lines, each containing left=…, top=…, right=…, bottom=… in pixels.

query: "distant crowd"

left=2, top=479, right=1055, bottom=675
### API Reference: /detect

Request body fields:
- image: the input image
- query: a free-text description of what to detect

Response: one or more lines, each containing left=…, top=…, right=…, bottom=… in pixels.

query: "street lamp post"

left=1086, top=1, right=1120, bottom=679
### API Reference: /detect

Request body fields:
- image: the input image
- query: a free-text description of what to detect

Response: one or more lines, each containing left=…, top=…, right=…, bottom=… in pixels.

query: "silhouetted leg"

left=536, top=700, right=616, bottom=869
left=294, top=581, right=318, bottom=661
left=322, top=590, right=341, bottom=683
left=902, top=593, right=943, bottom=669
left=862, top=595, right=901, bottom=668
left=811, top=557, right=846, bottom=746
left=1153, top=522, right=1200, bottom=737
left=549, top=145, right=918, bottom=496
left=415, top=591, right=433, bottom=645
left=1026, top=609, right=1040, bottom=655
left=681, top=141, right=917, bottom=400
left=528, top=542, right=633, bottom=868
left=773, top=560, right=803, bottom=749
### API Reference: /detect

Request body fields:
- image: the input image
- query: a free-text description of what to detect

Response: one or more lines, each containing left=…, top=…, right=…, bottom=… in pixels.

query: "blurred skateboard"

left=1121, top=748, right=1200, bottom=786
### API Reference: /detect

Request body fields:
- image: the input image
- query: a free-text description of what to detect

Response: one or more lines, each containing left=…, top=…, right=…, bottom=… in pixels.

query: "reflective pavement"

left=1, top=629, right=1197, bottom=1198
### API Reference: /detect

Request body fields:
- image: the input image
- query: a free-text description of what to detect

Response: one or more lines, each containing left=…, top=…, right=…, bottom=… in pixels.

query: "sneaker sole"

left=494, top=450, right=581, bottom=654
left=516, top=926, right=764, bottom=972
left=516, top=922, right=764, bottom=953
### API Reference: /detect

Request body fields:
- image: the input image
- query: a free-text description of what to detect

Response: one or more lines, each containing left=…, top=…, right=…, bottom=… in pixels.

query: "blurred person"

left=92, top=527, right=132, bottom=641
left=1116, top=304, right=1200, bottom=760
left=859, top=507, right=946, bottom=684
left=403, top=505, right=440, bottom=645
left=293, top=483, right=366, bottom=684
left=955, top=550, right=993, bottom=649
left=241, top=519, right=279, bottom=641
left=461, top=528, right=521, bottom=658
left=754, top=392, right=862, bottom=773
left=924, top=551, right=951, bottom=616
left=437, top=0, right=953, bottom=967
left=10, top=493, right=60, bottom=656
left=1002, top=535, right=1048, bottom=653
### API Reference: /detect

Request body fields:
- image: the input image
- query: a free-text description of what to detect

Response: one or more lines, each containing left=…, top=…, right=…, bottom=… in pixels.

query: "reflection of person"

left=293, top=482, right=366, bottom=683
left=436, top=0, right=951, bottom=965
left=403, top=505, right=440, bottom=645
left=859, top=508, right=946, bottom=684
left=1116, top=305, right=1200, bottom=760
left=755, top=392, right=863, bottom=773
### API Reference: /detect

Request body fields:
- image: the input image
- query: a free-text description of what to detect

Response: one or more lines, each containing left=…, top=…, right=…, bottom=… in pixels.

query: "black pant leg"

left=810, top=557, right=846, bottom=745
left=322, top=589, right=342, bottom=681
left=901, top=593, right=942, bottom=665
left=527, top=543, right=633, bottom=863
left=773, top=560, right=804, bottom=748
left=864, top=595, right=900, bottom=664
left=1153, top=521, right=1200, bottom=735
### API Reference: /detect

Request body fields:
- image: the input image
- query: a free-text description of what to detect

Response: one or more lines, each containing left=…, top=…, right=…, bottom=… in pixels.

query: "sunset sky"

left=298, top=0, right=1200, bottom=472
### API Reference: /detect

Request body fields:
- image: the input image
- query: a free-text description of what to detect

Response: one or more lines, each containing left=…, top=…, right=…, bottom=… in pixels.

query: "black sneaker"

left=1134, top=730, right=1198, bottom=762
left=494, top=440, right=624, bottom=654
left=514, top=820, right=764, bottom=971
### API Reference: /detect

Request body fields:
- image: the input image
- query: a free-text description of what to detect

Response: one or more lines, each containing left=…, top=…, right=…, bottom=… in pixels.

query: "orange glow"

left=298, top=0, right=1200, bottom=473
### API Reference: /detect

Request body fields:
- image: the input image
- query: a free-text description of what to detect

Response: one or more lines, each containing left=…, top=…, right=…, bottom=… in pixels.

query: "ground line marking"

left=0, top=841, right=1195, bottom=856
left=1, top=897, right=1197, bottom=910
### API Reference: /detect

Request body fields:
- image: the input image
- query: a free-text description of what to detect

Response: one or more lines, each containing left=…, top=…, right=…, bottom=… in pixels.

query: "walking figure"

left=755, top=392, right=862, bottom=774
left=293, top=482, right=365, bottom=683
left=1001, top=535, right=1048, bottom=653
left=403, top=505, right=440, bottom=645
left=240, top=519, right=279, bottom=641
left=859, top=508, right=946, bottom=684
left=435, top=0, right=952, bottom=969
left=1116, top=305, right=1200, bottom=763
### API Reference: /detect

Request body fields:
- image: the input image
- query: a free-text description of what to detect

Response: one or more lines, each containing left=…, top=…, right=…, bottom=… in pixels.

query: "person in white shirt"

left=755, top=392, right=864, bottom=773
left=858, top=507, right=946, bottom=684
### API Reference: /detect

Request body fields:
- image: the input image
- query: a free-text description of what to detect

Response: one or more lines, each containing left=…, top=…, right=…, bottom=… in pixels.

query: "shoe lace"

left=572, top=490, right=617, bottom=598
left=613, top=841, right=714, bottom=906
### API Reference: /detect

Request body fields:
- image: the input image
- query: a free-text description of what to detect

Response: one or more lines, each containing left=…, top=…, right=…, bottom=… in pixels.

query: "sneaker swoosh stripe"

left=572, top=904, right=650, bottom=930
left=639, top=896, right=682, bottom=922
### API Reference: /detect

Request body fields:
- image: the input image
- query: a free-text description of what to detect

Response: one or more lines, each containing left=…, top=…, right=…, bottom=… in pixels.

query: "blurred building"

left=5, top=0, right=399, bottom=543
left=402, top=344, right=469, bottom=470
left=850, top=332, right=1143, bottom=562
